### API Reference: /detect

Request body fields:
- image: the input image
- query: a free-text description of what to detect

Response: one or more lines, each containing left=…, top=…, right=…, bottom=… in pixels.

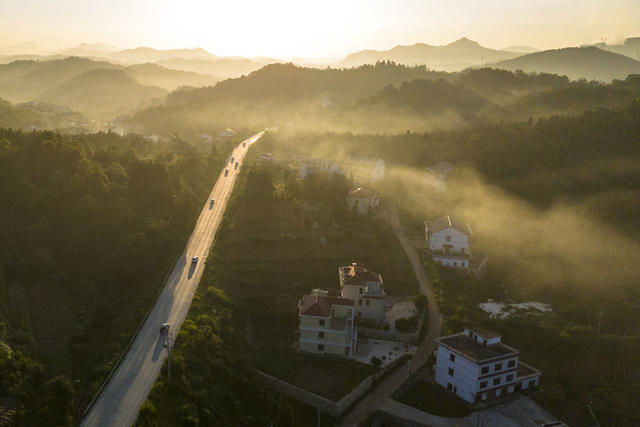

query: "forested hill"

left=0, top=129, right=232, bottom=425
left=493, top=46, right=640, bottom=82
left=127, top=62, right=640, bottom=135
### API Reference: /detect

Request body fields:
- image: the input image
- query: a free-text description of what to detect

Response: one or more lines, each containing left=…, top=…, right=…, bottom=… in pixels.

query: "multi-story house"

left=425, top=215, right=472, bottom=268
left=298, top=290, right=358, bottom=357
left=338, top=263, right=386, bottom=322
left=435, top=328, right=541, bottom=403
left=345, top=187, right=380, bottom=215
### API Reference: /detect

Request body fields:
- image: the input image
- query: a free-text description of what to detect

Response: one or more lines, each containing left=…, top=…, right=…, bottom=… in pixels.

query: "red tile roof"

left=299, top=294, right=353, bottom=317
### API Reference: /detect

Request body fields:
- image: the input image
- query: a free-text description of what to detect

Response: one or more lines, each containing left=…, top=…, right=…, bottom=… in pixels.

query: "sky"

left=0, top=0, right=638, bottom=58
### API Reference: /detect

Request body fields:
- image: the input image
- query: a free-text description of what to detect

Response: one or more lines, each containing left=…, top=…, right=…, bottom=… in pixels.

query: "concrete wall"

left=358, top=326, right=420, bottom=344
left=255, top=370, right=374, bottom=417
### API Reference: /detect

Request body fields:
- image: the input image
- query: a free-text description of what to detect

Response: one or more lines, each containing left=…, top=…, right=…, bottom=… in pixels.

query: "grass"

left=399, top=381, right=471, bottom=417
left=254, top=342, right=375, bottom=401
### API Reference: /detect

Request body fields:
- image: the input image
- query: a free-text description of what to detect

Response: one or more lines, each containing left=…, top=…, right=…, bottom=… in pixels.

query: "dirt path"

left=339, top=206, right=442, bottom=426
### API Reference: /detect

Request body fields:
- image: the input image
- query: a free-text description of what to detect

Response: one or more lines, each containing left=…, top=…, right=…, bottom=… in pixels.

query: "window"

left=448, top=368, right=454, bottom=376
left=359, top=288, right=363, bottom=294
left=453, top=262, right=457, bottom=267
left=479, top=381, right=487, bottom=389
left=319, top=319, right=325, bottom=326
left=495, top=363, right=502, bottom=371
left=358, top=300, right=362, bottom=305
left=449, top=353, right=455, bottom=362
left=506, top=374, right=514, bottom=382
left=366, top=299, right=370, bottom=306
left=481, top=366, right=489, bottom=374
left=317, top=344, right=324, bottom=351
left=508, top=360, right=515, bottom=368
left=447, top=383, right=453, bottom=392
left=318, top=331, right=325, bottom=338
left=493, top=377, right=501, bottom=386
left=446, top=236, right=451, bottom=242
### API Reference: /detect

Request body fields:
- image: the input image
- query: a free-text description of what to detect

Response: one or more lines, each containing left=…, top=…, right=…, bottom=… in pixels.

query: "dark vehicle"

left=191, top=256, right=198, bottom=263
left=210, top=198, right=215, bottom=207
left=234, top=161, right=239, bottom=170
left=231, top=156, right=235, bottom=163
left=243, top=142, right=246, bottom=147
left=160, top=322, right=170, bottom=334
left=224, top=168, right=229, bottom=177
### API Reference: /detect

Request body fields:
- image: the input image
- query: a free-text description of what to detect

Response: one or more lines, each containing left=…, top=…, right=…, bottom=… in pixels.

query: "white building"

left=435, top=328, right=541, bottom=403
left=338, top=263, right=386, bottom=322
left=345, top=157, right=385, bottom=183
left=346, top=187, right=380, bottom=215
left=298, top=289, right=358, bottom=357
left=424, top=161, right=453, bottom=192
left=425, top=215, right=472, bottom=268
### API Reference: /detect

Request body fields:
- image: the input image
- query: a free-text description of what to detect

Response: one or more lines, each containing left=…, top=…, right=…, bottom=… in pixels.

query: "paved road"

left=81, top=132, right=264, bottom=427
left=339, top=206, right=443, bottom=427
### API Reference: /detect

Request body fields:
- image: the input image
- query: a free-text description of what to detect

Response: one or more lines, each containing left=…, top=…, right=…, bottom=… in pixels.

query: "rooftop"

left=437, top=332, right=518, bottom=363
left=339, top=263, right=383, bottom=287
left=517, top=361, right=541, bottom=378
left=427, top=161, right=454, bottom=176
left=347, top=187, right=377, bottom=199
left=299, top=294, right=353, bottom=317
left=426, top=215, right=472, bottom=236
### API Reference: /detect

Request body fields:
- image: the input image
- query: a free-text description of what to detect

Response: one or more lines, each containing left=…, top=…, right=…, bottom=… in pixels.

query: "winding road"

left=81, top=131, right=264, bottom=427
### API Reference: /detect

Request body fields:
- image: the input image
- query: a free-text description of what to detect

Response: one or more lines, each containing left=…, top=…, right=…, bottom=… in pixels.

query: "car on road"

left=210, top=198, right=215, bottom=207
left=234, top=161, right=239, bottom=170
left=160, top=322, right=170, bottom=334
left=224, top=168, right=229, bottom=177
left=231, top=156, right=235, bottom=163
left=192, top=256, right=198, bottom=263
left=243, top=142, right=246, bottom=147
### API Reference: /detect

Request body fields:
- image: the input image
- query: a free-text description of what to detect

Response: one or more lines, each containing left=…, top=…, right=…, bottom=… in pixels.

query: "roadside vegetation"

left=0, top=129, right=233, bottom=424
left=399, top=380, right=471, bottom=418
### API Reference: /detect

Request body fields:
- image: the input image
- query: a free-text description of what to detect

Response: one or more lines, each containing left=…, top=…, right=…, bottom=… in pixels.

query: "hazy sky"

left=0, top=0, right=638, bottom=58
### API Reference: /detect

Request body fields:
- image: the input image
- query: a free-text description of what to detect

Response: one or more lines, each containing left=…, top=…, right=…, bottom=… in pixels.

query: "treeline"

left=0, top=97, right=88, bottom=131
left=126, top=61, right=640, bottom=135
left=0, top=129, right=229, bottom=424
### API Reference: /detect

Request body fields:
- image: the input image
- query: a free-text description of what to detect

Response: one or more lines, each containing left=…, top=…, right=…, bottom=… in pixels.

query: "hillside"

left=0, top=97, right=88, bottom=130
left=342, top=37, right=521, bottom=70
left=0, top=57, right=121, bottom=102
left=493, top=46, right=640, bottom=82
left=155, top=57, right=279, bottom=79
left=127, top=63, right=218, bottom=90
left=107, top=46, right=217, bottom=63
left=37, top=68, right=167, bottom=115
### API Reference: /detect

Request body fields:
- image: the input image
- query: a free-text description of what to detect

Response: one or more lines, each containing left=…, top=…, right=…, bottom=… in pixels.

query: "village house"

left=338, top=263, right=386, bottom=322
left=425, top=215, right=472, bottom=268
left=346, top=187, right=380, bottom=215
left=435, top=328, right=541, bottom=403
left=424, top=161, right=453, bottom=192
left=289, top=154, right=385, bottom=183
left=298, top=289, right=358, bottom=357
left=344, top=157, right=385, bottom=183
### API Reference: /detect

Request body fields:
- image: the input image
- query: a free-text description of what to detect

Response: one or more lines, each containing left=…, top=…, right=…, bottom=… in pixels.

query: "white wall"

left=432, top=256, right=469, bottom=268
left=430, top=227, right=469, bottom=252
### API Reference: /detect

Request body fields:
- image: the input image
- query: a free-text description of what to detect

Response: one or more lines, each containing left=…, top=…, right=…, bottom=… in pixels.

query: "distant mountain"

left=0, top=41, right=46, bottom=55
left=341, top=37, right=521, bottom=70
left=493, top=46, right=640, bottom=81
left=37, top=68, right=166, bottom=115
left=155, top=57, right=280, bottom=79
left=0, top=57, right=217, bottom=102
left=126, top=63, right=218, bottom=90
left=56, top=43, right=118, bottom=57
left=108, top=47, right=218, bottom=63
left=502, top=46, right=539, bottom=54
left=0, top=57, right=121, bottom=102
